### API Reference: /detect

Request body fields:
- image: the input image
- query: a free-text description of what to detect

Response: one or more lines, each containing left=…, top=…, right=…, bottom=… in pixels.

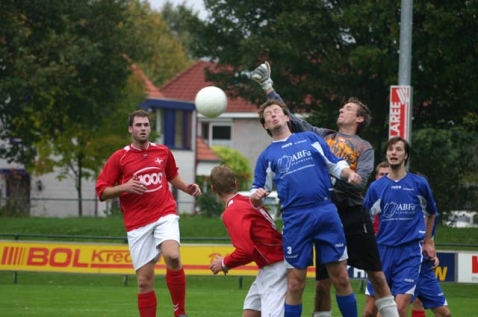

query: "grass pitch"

left=0, top=272, right=477, bottom=316
left=0, top=217, right=477, bottom=316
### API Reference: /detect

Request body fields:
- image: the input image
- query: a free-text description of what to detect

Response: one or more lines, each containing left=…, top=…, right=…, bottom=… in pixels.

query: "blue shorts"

left=412, top=260, right=448, bottom=309
left=366, top=242, right=421, bottom=296
left=281, top=203, right=348, bottom=269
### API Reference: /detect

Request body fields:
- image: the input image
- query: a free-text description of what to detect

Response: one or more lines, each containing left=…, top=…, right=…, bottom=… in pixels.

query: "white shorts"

left=127, top=214, right=180, bottom=270
left=243, top=260, right=287, bottom=317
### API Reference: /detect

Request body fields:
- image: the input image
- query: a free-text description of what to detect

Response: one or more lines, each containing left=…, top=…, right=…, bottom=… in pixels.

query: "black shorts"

left=315, top=205, right=383, bottom=280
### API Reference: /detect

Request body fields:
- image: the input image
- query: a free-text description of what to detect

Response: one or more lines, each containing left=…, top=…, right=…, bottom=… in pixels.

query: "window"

left=162, top=109, right=192, bottom=150
left=201, top=122, right=232, bottom=147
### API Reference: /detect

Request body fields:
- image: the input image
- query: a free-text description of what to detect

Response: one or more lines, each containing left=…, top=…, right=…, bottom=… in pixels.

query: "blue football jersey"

left=252, top=132, right=348, bottom=210
left=364, top=173, right=438, bottom=246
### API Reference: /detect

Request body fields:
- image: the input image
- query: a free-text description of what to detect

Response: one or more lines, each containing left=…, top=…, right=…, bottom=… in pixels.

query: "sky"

left=146, top=0, right=207, bottom=18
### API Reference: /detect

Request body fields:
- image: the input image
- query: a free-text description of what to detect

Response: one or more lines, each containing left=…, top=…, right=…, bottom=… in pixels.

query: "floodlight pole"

left=398, top=0, right=413, bottom=169
left=398, top=0, right=413, bottom=87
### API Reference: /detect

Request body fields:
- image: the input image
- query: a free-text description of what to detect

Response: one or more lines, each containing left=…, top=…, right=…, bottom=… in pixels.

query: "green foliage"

left=0, top=200, right=29, bottom=218
left=211, top=146, right=252, bottom=190
left=0, top=0, right=192, bottom=216
left=411, top=126, right=478, bottom=215
left=0, top=0, right=151, bottom=166
left=127, top=1, right=191, bottom=85
left=160, top=1, right=204, bottom=59
left=186, top=0, right=478, bottom=216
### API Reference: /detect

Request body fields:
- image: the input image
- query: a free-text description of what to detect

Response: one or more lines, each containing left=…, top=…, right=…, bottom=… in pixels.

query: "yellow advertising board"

left=0, top=240, right=258, bottom=276
left=0, top=240, right=317, bottom=277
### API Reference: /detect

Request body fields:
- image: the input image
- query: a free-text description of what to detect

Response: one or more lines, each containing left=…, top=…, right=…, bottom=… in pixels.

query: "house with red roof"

left=152, top=60, right=270, bottom=169
left=0, top=61, right=270, bottom=216
left=138, top=60, right=272, bottom=213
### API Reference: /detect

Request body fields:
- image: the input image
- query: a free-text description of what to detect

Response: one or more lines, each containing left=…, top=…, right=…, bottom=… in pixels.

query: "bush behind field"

left=0, top=216, right=477, bottom=248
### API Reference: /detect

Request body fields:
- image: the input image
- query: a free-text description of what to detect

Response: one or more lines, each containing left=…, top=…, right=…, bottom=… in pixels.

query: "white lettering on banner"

left=389, top=102, right=402, bottom=136
left=389, top=85, right=411, bottom=140
left=347, top=266, right=367, bottom=279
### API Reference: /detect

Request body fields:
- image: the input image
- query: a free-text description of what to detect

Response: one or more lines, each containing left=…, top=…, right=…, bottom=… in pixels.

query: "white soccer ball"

left=194, top=86, right=228, bottom=118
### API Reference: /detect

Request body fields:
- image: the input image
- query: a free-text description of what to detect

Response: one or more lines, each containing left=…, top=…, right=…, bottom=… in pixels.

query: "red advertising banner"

left=389, top=85, right=412, bottom=141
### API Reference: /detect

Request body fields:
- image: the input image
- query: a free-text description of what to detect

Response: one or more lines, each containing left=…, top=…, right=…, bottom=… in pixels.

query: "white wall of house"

left=0, top=156, right=106, bottom=217
left=170, top=149, right=197, bottom=214
left=30, top=172, right=103, bottom=217
left=231, top=117, right=271, bottom=170
left=197, top=113, right=270, bottom=176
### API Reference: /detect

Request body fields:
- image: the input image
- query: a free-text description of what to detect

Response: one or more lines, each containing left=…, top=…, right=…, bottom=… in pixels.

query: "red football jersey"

left=222, top=194, right=284, bottom=269
left=96, top=143, right=179, bottom=231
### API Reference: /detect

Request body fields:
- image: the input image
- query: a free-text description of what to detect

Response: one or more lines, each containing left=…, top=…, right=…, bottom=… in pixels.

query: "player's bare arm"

left=340, top=168, right=362, bottom=185
left=100, top=177, right=147, bottom=201
left=250, top=188, right=269, bottom=207
left=423, top=214, right=437, bottom=259
left=210, top=256, right=228, bottom=275
left=170, top=175, right=202, bottom=197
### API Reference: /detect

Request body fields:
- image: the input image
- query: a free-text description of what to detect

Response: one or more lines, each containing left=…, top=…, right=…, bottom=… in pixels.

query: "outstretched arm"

left=251, top=61, right=332, bottom=137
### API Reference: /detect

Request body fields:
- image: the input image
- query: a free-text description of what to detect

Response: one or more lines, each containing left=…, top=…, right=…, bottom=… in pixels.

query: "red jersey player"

left=96, top=110, right=201, bottom=317
left=209, top=165, right=287, bottom=317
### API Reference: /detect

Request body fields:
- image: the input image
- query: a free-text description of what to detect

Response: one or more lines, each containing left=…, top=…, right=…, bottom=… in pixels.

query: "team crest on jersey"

left=155, top=157, right=163, bottom=165
left=277, top=150, right=312, bottom=173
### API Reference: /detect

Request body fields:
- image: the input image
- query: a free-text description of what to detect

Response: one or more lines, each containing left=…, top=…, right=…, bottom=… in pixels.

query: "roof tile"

left=196, top=136, right=221, bottom=161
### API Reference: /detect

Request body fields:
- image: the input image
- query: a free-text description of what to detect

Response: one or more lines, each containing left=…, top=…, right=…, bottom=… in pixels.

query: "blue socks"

left=284, top=303, right=302, bottom=317
left=336, top=293, right=358, bottom=317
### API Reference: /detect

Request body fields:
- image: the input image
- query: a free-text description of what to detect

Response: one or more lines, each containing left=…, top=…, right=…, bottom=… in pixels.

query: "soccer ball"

left=194, top=86, right=228, bottom=118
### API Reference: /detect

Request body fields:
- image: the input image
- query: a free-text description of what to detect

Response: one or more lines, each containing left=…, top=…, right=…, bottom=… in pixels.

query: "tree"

left=127, top=1, right=191, bottom=85
left=160, top=1, right=204, bottom=59
left=0, top=0, right=185, bottom=216
left=0, top=0, right=144, bottom=163
left=211, top=146, right=252, bottom=191
left=195, top=145, right=252, bottom=217
left=411, top=125, right=476, bottom=217
left=186, top=0, right=478, bottom=215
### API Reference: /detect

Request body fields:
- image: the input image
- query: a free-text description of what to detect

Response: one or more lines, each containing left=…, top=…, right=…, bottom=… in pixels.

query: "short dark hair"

left=128, top=110, right=150, bottom=127
left=258, top=99, right=291, bottom=136
left=387, top=136, right=411, bottom=165
left=375, top=161, right=390, bottom=174
left=210, top=165, right=237, bottom=196
left=348, top=97, right=372, bottom=134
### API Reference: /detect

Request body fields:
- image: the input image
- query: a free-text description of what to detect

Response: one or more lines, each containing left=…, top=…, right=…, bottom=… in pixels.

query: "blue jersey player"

left=410, top=215, right=451, bottom=317
left=363, top=136, right=437, bottom=317
left=250, top=99, right=362, bottom=317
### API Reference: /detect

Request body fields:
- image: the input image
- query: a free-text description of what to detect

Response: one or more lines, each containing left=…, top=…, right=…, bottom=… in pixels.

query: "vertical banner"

left=389, top=85, right=412, bottom=141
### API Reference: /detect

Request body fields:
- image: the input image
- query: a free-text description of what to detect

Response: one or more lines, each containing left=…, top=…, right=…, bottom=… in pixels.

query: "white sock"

left=376, top=296, right=399, bottom=317
left=312, top=312, right=332, bottom=317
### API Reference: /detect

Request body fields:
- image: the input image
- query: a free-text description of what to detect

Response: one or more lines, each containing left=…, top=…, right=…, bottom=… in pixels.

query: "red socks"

left=138, top=290, right=157, bottom=317
left=411, top=309, right=426, bottom=317
left=166, top=268, right=187, bottom=317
